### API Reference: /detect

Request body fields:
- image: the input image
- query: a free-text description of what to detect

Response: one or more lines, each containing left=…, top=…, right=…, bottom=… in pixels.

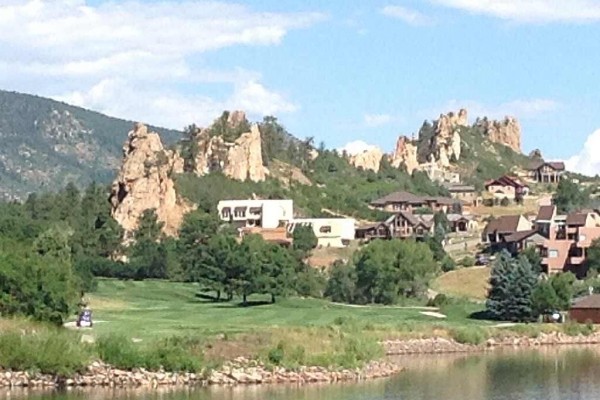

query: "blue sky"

left=1, top=0, right=600, bottom=173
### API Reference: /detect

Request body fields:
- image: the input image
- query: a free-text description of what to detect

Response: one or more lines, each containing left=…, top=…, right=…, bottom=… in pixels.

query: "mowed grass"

left=84, top=279, right=488, bottom=341
left=432, top=267, right=491, bottom=301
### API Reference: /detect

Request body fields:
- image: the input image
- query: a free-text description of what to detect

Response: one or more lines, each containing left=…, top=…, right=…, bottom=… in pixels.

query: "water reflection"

left=3, top=347, right=600, bottom=400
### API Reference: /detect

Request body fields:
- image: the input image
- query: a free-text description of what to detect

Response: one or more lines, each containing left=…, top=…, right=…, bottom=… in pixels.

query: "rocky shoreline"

left=2, top=331, right=600, bottom=389
left=0, top=359, right=402, bottom=389
left=384, top=331, right=600, bottom=355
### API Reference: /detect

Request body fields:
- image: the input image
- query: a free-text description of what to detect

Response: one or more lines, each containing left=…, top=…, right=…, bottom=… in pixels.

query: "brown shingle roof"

left=536, top=205, right=556, bottom=222
left=483, top=215, right=522, bottom=235
left=571, top=294, right=600, bottom=309
left=485, top=175, right=525, bottom=189
left=566, top=213, right=588, bottom=226
left=371, top=191, right=424, bottom=206
left=547, top=161, right=566, bottom=171
left=503, top=230, right=538, bottom=243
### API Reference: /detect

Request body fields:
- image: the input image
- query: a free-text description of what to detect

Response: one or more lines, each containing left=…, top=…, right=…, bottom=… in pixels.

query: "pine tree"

left=486, top=251, right=538, bottom=322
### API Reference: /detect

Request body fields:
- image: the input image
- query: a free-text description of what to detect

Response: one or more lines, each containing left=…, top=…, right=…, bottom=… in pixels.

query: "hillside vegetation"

left=0, top=90, right=180, bottom=199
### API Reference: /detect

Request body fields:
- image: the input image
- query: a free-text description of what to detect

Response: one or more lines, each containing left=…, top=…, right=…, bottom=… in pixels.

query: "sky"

left=1, top=0, right=600, bottom=174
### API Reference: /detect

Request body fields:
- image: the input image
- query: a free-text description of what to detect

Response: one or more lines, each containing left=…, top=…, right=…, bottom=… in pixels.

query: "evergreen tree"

left=325, top=261, right=356, bottom=303
left=487, top=251, right=538, bottom=322
left=292, top=225, right=318, bottom=255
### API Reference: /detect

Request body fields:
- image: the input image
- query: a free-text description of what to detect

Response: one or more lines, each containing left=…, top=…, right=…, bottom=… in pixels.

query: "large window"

left=549, top=249, right=559, bottom=258
left=320, top=226, right=332, bottom=233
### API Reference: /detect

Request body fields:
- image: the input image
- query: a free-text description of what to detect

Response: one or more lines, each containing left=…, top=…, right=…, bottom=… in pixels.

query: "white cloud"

left=436, top=98, right=559, bottom=120
left=364, top=113, right=393, bottom=127
left=0, top=1, right=325, bottom=128
left=432, top=0, right=600, bottom=23
left=566, top=129, right=600, bottom=176
left=338, top=140, right=379, bottom=156
left=380, top=5, right=433, bottom=26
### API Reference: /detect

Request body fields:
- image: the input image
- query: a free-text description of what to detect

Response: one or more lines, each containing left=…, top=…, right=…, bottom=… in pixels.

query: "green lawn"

left=83, top=279, right=488, bottom=341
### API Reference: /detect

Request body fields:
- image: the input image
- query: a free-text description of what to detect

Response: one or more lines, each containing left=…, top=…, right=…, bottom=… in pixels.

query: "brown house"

left=444, top=183, right=481, bottom=207
left=355, top=211, right=434, bottom=241
left=570, top=295, right=600, bottom=323
left=485, top=176, right=529, bottom=201
left=370, top=191, right=458, bottom=213
left=528, top=161, right=565, bottom=183
left=483, top=215, right=532, bottom=246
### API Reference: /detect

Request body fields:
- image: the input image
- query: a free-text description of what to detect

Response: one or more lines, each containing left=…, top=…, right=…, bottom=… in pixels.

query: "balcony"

left=569, top=256, right=585, bottom=265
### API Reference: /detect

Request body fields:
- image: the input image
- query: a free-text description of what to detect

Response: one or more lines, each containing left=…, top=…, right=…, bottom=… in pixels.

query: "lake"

left=3, top=347, right=600, bottom=400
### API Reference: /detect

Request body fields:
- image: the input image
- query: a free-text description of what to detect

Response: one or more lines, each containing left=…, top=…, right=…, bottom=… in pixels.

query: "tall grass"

left=0, top=329, right=91, bottom=375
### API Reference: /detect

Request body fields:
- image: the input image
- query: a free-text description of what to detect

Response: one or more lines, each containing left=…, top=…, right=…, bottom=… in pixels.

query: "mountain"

left=0, top=90, right=180, bottom=200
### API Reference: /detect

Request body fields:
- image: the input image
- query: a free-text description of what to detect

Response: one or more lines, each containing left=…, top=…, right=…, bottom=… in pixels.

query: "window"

left=221, top=207, right=231, bottom=218
left=319, top=226, right=332, bottom=233
left=579, top=234, right=587, bottom=242
left=549, top=250, right=558, bottom=258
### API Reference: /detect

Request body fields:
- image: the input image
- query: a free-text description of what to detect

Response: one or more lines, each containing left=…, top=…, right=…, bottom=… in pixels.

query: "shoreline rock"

left=0, top=358, right=402, bottom=389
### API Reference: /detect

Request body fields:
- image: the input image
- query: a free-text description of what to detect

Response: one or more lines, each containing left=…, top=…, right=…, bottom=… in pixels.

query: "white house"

left=217, top=199, right=294, bottom=229
left=288, top=218, right=356, bottom=248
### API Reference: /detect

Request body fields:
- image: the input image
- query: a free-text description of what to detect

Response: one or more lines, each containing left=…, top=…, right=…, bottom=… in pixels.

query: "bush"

left=563, top=321, right=595, bottom=337
left=267, top=342, right=285, bottom=365
left=500, top=197, right=510, bottom=207
left=441, top=256, right=456, bottom=272
left=450, top=327, right=488, bottom=345
left=461, top=256, right=475, bottom=267
left=0, top=330, right=91, bottom=375
left=427, top=293, right=450, bottom=307
left=96, top=334, right=143, bottom=370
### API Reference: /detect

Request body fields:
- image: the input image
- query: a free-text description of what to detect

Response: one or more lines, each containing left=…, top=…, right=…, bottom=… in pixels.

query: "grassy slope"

left=432, top=267, right=491, bottom=301
left=84, top=279, right=488, bottom=342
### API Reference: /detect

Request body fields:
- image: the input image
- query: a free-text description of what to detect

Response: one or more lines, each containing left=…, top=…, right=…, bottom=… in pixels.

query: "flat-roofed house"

left=217, top=199, right=294, bottom=229
left=288, top=218, right=356, bottom=248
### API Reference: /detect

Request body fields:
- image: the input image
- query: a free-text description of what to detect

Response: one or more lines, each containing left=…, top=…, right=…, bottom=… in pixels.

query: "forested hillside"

left=0, top=90, right=180, bottom=199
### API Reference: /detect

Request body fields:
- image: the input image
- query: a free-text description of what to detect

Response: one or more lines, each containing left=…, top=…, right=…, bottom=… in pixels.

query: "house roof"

left=503, top=229, right=541, bottom=243
left=536, top=205, right=556, bottom=222
left=370, top=191, right=424, bottom=206
left=547, top=161, right=566, bottom=171
left=528, top=160, right=566, bottom=171
left=485, top=175, right=525, bottom=189
left=566, top=213, right=588, bottom=227
left=443, top=183, right=476, bottom=193
left=571, top=294, right=600, bottom=309
left=371, top=191, right=457, bottom=207
left=483, top=215, right=523, bottom=235
left=391, top=211, right=433, bottom=229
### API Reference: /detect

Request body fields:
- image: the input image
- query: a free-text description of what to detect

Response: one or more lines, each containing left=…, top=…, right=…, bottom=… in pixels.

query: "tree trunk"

left=243, top=293, right=247, bottom=305
left=216, top=290, right=221, bottom=301
left=271, top=293, right=276, bottom=304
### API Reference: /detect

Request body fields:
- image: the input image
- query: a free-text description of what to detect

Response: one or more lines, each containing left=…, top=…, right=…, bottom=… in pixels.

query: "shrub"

left=500, top=197, right=510, bottom=207
left=427, top=293, right=450, bottom=307
left=267, top=342, right=285, bottom=365
left=441, top=256, right=456, bottom=272
left=461, top=256, right=475, bottom=267
left=450, top=327, right=488, bottom=345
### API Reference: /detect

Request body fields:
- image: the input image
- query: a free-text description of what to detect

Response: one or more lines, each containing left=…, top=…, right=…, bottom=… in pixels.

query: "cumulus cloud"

left=566, top=129, right=600, bottom=176
left=338, top=140, right=379, bottom=156
left=0, top=0, right=324, bottom=128
left=432, top=0, right=600, bottom=23
left=436, top=98, right=559, bottom=120
left=364, top=113, right=393, bottom=127
left=380, top=5, right=433, bottom=26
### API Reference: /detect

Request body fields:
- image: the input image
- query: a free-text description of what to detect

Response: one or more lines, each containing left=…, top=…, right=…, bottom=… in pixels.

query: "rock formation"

left=425, top=110, right=465, bottom=168
left=193, top=112, right=267, bottom=182
left=389, top=136, right=419, bottom=174
left=110, top=123, right=194, bottom=238
left=474, top=116, right=522, bottom=153
left=348, top=147, right=384, bottom=172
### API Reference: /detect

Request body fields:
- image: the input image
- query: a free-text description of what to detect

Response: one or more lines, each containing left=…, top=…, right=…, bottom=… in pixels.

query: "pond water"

left=4, top=347, right=600, bottom=400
